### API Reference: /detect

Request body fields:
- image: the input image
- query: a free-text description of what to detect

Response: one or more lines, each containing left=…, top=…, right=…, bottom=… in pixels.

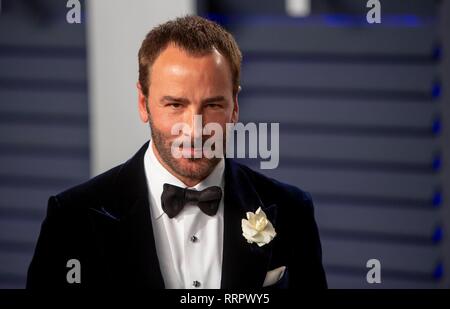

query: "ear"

left=137, top=82, right=149, bottom=123
left=231, top=86, right=240, bottom=124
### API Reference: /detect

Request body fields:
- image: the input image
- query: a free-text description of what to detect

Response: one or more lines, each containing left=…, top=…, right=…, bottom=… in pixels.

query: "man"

left=27, top=16, right=327, bottom=289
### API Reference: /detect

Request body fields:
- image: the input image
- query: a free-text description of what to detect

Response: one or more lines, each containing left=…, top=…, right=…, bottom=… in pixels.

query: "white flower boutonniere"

left=241, top=207, right=276, bottom=247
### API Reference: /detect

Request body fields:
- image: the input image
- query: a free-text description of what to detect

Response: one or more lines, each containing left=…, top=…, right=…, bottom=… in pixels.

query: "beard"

left=148, top=116, right=221, bottom=183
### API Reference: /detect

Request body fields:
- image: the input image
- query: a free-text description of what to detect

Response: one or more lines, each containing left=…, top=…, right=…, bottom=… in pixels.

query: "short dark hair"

left=138, top=15, right=242, bottom=98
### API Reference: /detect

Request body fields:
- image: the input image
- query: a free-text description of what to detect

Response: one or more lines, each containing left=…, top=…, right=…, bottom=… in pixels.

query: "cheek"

left=204, top=109, right=234, bottom=126
left=203, top=115, right=232, bottom=138
left=157, top=118, right=180, bottom=138
left=155, top=120, right=174, bottom=136
left=148, top=106, right=177, bottom=135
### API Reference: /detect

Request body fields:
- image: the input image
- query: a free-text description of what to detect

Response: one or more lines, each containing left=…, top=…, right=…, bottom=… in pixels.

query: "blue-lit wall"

left=197, top=0, right=446, bottom=288
left=0, top=0, right=89, bottom=288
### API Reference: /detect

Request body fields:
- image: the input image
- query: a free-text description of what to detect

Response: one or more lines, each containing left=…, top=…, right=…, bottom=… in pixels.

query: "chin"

left=175, top=158, right=216, bottom=179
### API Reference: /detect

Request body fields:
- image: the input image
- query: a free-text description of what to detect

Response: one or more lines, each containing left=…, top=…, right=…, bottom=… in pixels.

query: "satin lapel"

left=221, top=159, right=278, bottom=288
left=89, top=141, right=165, bottom=288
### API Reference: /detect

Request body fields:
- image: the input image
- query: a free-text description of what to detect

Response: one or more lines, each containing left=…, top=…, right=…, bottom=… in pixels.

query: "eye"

left=168, top=103, right=183, bottom=109
left=207, top=103, right=221, bottom=109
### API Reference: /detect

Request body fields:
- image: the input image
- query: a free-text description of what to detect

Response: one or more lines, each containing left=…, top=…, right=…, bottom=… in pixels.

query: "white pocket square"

left=263, top=266, right=286, bottom=287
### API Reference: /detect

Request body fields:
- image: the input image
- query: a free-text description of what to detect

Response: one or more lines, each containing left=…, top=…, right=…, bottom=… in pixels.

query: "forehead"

left=150, top=44, right=231, bottom=82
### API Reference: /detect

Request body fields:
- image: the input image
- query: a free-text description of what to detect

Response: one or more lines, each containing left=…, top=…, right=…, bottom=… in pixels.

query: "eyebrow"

left=202, top=96, right=226, bottom=104
left=160, top=95, right=226, bottom=104
left=161, top=96, right=189, bottom=103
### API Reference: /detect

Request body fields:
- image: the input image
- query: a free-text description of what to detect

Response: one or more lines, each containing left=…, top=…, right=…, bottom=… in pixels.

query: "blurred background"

left=0, top=0, right=449, bottom=288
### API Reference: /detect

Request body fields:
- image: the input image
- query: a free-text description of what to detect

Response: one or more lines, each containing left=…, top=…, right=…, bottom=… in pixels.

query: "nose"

left=184, top=106, right=204, bottom=141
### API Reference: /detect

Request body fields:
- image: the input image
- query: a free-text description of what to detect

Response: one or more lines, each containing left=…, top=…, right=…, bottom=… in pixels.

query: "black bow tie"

left=161, top=183, right=222, bottom=218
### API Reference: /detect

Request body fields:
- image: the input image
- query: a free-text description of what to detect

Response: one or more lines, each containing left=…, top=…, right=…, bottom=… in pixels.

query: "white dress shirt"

left=143, top=140, right=225, bottom=289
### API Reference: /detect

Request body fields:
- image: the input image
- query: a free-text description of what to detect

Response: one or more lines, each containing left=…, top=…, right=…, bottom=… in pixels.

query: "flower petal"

left=241, top=219, right=258, bottom=237
left=241, top=207, right=276, bottom=247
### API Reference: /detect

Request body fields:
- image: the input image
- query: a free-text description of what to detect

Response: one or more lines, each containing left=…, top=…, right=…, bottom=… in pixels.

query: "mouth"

left=179, top=147, right=204, bottom=158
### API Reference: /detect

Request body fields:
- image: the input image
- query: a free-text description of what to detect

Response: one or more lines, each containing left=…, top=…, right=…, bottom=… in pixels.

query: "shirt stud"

left=190, top=235, right=198, bottom=243
left=192, top=280, right=201, bottom=288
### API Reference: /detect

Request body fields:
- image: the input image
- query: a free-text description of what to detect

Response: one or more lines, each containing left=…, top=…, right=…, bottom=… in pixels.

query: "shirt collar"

left=144, top=140, right=225, bottom=220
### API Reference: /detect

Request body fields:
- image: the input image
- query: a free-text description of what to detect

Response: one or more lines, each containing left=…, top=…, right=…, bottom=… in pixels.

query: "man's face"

left=138, top=44, right=239, bottom=184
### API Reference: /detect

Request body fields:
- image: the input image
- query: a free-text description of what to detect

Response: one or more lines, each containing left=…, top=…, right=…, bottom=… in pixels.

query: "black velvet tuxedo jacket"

left=27, top=141, right=327, bottom=289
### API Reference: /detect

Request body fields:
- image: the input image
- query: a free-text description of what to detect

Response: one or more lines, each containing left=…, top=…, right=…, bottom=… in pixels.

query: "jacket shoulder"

left=233, top=161, right=314, bottom=208
left=52, top=163, right=124, bottom=211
